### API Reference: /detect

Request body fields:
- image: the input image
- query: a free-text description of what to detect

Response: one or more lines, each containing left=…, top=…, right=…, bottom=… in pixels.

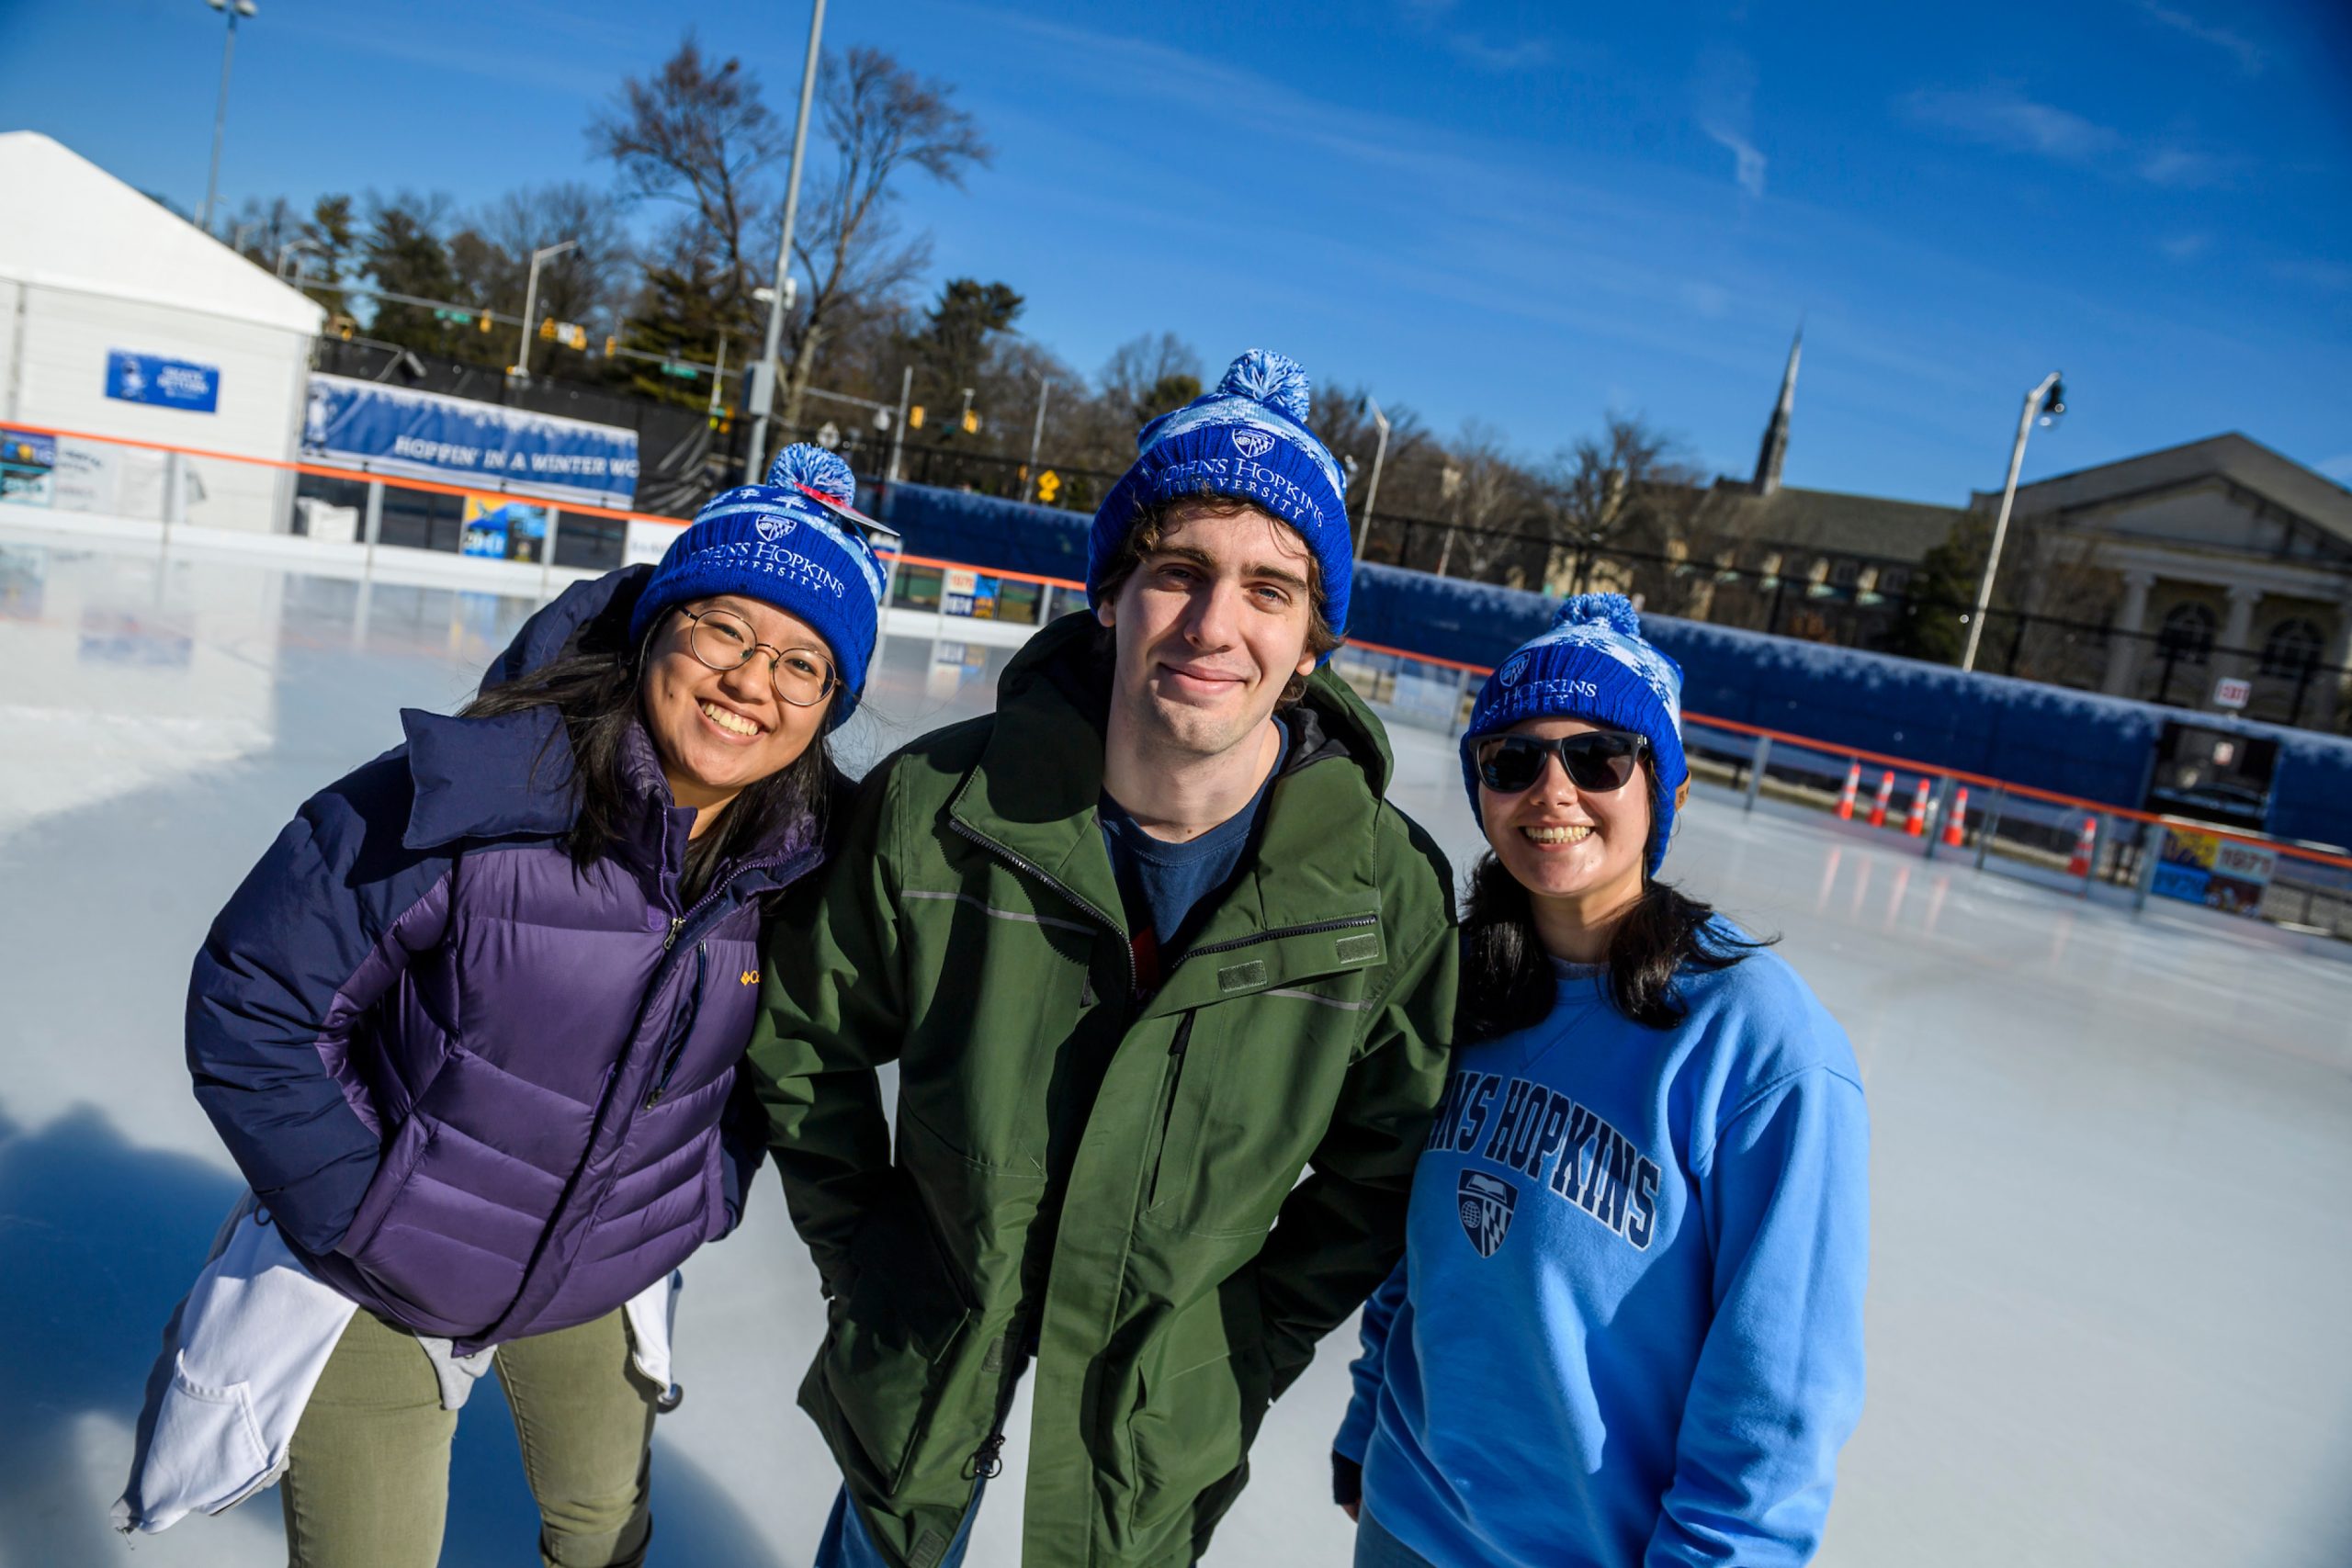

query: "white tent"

left=0, top=130, right=323, bottom=531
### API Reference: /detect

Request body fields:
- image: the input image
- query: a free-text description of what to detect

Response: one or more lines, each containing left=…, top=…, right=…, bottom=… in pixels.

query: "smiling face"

left=638, top=594, right=833, bottom=825
left=1096, top=501, right=1321, bottom=765
left=1478, top=716, right=1652, bottom=937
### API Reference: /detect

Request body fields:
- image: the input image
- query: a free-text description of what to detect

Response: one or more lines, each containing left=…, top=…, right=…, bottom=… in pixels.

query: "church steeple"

left=1751, top=324, right=1802, bottom=496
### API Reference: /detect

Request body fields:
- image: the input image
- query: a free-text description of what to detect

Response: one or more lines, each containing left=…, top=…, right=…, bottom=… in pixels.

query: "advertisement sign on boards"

left=106, top=352, right=221, bottom=413
left=2151, top=824, right=2278, bottom=917
left=1, top=430, right=57, bottom=505
left=302, top=374, right=639, bottom=506
left=459, top=494, right=554, bottom=562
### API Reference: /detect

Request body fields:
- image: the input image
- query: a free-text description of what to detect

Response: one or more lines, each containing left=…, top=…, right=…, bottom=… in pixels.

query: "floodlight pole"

left=1961, top=369, right=2064, bottom=673
left=746, top=0, right=828, bottom=481
left=1353, top=397, right=1391, bottom=554
left=510, top=239, right=578, bottom=382
left=1023, top=377, right=1051, bottom=502
left=199, top=0, right=256, bottom=234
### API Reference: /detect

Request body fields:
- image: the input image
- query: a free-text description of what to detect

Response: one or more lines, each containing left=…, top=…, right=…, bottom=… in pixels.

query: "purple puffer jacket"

left=186, top=569, right=825, bottom=1351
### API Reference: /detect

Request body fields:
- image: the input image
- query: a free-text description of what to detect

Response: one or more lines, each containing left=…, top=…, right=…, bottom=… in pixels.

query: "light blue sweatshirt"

left=1337, top=925, right=1869, bottom=1567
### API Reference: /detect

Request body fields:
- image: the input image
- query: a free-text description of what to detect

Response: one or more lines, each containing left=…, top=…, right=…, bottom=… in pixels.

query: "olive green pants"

left=279, top=1307, right=657, bottom=1568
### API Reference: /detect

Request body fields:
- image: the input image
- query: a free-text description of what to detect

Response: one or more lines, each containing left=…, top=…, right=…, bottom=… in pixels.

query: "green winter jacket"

left=745, top=613, right=1457, bottom=1568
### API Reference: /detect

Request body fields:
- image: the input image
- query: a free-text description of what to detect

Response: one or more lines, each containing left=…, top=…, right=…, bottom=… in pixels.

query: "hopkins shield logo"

left=1456, top=1170, right=1519, bottom=1258
left=1231, top=429, right=1276, bottom=460
left=1498, top=654, right=1529, bottom=688
left=755, top=513, right=796, bottom=543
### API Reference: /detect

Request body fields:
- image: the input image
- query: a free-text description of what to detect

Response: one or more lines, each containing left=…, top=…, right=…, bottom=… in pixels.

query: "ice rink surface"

left=4, top=537, right=2349, bottom=1567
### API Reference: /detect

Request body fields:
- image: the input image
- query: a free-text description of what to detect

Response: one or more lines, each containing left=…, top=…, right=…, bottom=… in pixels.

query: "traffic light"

left=1035, top=470, right=1061, bottom=504
left=908, top=405, right=925, bottom=430
left=538, top=318, right=556, bottom=341
left=478, top=314, right=494, bottom=333
left=604, top=335, right=617, bottom=356
left=961, top=409, right=980, bottom=434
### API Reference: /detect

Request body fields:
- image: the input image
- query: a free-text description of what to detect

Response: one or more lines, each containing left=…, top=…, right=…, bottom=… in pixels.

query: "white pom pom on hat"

left=1551, top=592, right=1644, bottom=639
left=1215, top=348, right=1314, bottom=424
left=765, top=444, right=855, bottom=508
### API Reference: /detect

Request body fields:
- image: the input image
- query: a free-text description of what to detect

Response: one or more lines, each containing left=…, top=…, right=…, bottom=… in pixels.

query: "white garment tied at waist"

left=114, top=1194, right=683, bottom=1534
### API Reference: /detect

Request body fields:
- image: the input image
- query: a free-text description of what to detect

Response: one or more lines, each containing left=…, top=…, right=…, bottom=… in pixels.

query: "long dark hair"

left=1459, top=764, right=1769, bottom=1041
left=460, top=600, right=837, bottom=903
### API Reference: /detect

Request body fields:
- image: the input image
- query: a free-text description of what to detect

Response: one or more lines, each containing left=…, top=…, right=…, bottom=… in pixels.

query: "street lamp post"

left=1960, top=370, right=2067, bottom=673
left=275, top=236, right=322, bottom=280
left=1023, top=376, right=1052, bottom=502
left=1352, top=396, right=1391, bottom=555
left=745, top=0, right=828, bottom=481
left=510, top=239, right=578, bottom=382
left=198, top=0, right=258, bottom=234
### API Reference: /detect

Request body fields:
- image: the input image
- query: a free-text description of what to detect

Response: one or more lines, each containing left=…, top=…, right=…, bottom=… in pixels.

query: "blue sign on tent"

left=300, top=374, right=639, bottom=507
left=106, top=352, right=220, bottom=413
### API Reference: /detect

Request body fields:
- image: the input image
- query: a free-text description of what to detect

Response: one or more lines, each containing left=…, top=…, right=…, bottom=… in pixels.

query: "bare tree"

left=780, top=46, right=990, bottom=432
left=1437, top=421, right=1547, bottom=585
left=1540, top=413, right=1708, bottom=601
left=590, top=37, right=785, bottom=333
left=1099, top=333, right=1203, bottom=424
left=452, top=182, right=635, bottom=338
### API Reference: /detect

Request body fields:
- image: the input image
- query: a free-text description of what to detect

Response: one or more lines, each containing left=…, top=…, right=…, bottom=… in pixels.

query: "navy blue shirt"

left=1099, top=719, right=1285, bottom=990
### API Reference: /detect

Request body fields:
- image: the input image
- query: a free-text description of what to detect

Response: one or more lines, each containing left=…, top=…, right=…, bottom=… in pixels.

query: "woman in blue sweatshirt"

left=1334, top=594, right=1869, bottom=1568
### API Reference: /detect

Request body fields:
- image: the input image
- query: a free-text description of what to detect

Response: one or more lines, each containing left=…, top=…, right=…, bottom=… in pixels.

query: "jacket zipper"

left=642, top=942, right=707, bottom=1107
left=948, top=818, right=1136, bottom=1002
left=1170, top=912, right=1379, bottom=966
left=641, top=847, right=818, bottom=1108
left=1146, top=1011, right=1197, bottom=1210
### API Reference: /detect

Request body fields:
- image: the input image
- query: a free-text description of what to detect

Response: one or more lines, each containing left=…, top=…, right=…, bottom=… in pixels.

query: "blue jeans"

left=1356, top=1507, right=1438, bottom=1568
left=813, top=1482, right=985, bottom=1568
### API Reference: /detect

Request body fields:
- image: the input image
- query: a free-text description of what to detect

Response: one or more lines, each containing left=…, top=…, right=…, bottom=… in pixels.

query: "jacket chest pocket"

left=1143, top=990, right=1363, bottom=1238
left=645, top=938, right=763, bottom=1107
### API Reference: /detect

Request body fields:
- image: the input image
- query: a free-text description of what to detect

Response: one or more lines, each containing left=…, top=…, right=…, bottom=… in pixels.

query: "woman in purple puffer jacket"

left=138, top=447, right=890, bottom=1567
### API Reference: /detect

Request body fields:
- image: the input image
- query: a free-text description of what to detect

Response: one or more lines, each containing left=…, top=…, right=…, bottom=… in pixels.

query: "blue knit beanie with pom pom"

left=1088, top=348, right=1354, bottom=648
left=1460, top=593, right=1690, bottom=874
left=627, top=444, right=889, bottom=728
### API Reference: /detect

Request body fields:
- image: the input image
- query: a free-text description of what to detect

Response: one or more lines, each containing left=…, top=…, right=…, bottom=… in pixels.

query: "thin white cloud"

left=2138, top=146, right=2238, bottom=187
left=1446, top=34, right=1553, bottom=72
left=2157, top=232, right=2211, bottom=261
left=1901, top=85, right=2123, bottom=163
left=1694, top=46, right=1767, bottom=199
left=2132, top=1, right=2266, bottom=74
left=2319, top=455, right=2352, bottom=487
left=1704, top=126, right=1768, bottom=198
left=2272, top=257, right=2352, bottom=292
left=1902, top=85, right=2243, bottom=189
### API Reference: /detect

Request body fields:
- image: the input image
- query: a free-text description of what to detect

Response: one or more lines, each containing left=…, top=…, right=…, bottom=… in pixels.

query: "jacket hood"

left=481, top=565, right=651, bottom=693
left=998, top=612, right=1396, bottom=795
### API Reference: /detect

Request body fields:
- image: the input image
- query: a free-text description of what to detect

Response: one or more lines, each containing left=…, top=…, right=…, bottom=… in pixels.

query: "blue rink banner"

left=301, top=374, right=638, bottom=506
left=106, top=352, right=220, bottom=413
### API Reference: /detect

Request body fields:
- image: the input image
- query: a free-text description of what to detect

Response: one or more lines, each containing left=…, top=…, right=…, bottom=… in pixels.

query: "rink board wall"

left=874, top=481, right=2352, bottom=851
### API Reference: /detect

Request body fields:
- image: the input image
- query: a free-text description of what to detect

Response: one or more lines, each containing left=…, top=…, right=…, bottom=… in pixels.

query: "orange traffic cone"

left=1904, top=777, right=1931, bottom=838
left=1835, top=761, right=1861, bottom=821
left=1942, top=787, right=1969, bottom=848
left=2066, top=815, right=2098, bottom=877
left=1867, top=771, right=1895, bottom=829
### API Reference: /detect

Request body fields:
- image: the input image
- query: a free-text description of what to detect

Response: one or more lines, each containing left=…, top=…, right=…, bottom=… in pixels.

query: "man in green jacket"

left=746, top=350, right=1457, bottom=1568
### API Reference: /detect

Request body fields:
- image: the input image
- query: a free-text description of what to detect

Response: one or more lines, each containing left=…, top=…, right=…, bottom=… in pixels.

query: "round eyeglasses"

left=1475, top=731, right=1646, bottom=795
left=680, top=606, right=838, bottom=708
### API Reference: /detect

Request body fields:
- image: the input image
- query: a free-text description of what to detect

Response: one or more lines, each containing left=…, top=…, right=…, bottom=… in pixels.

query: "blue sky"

left=6, top=0, right=2348, bottom=503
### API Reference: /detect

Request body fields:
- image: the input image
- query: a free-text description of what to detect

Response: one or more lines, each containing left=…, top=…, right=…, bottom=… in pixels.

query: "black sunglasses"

left=1476, top=732, right=1647, bottom=795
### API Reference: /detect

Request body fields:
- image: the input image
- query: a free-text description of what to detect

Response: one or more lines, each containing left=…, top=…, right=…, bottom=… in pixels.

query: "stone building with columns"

left=1984, top=434, right=2352, bottom=731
